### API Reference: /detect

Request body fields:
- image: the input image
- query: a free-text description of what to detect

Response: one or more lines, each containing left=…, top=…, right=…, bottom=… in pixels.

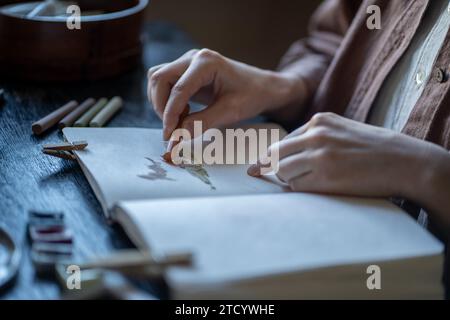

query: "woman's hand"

left=147, top=49, right=306, bottom=141
left=251, top=113, right=450, bottom=228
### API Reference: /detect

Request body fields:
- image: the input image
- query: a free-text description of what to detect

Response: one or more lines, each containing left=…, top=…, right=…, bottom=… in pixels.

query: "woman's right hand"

left=147, top=49, right=306, bottom=141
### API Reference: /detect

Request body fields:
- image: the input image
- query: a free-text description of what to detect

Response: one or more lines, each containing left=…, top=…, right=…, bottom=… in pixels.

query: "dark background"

left=145, top=0, right=321, bottom=68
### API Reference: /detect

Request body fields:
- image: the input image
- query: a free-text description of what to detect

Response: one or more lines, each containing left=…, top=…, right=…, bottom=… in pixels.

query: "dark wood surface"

left=0, top=23, right=195, bottom=299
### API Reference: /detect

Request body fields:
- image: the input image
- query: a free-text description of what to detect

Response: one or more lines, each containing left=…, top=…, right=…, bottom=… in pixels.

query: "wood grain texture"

left=0, top=23, right=194, bottom=299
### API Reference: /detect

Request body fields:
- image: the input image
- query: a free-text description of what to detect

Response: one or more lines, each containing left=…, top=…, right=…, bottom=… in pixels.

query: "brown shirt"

left=276, top=0, right=449, bottom=297
left=277, top=0, right=450, bottom=151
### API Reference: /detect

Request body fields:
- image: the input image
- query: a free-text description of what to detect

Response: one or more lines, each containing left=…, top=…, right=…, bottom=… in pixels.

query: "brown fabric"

left=277, top=0, right=449, bottom=297
left=278, top=0, right=450, bottom=151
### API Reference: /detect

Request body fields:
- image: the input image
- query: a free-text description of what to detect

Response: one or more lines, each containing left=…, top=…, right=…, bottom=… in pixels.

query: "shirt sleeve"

left=270, top=0, right=361, bottom=128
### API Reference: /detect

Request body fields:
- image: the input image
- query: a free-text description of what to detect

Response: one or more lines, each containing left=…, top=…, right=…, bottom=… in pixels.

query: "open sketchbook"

left=63, top=125, right=288, bottom=219
left=63, top=126, right=444, bottom=299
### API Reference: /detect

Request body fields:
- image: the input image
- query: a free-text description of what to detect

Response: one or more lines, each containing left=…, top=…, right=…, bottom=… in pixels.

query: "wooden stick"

left=78, top=250, right=193, bottom=271
left=42, top=141, right=88, bottom=151
left=42, top=149, right=77, bottom=161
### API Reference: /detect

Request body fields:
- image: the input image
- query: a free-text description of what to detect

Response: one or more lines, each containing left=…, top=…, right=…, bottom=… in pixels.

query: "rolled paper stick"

left=58, top=98, right=96, bottom=129
left=32, top=100, right=78, bottom=135
left=42, top=141, right=88, bottom=151
left=89, top=96, right=123, bottom=127
left=42, top=149, right=77, bottom=161
left=78, top=250, right=193, bottom=270
left=74, top=98, right=108, bottom=127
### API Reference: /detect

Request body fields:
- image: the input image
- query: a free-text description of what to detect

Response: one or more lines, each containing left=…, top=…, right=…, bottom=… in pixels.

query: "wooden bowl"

left=0, top=0, right=149, bottom=81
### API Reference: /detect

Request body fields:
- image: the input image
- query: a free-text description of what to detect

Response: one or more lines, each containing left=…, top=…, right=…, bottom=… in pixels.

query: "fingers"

left=247, top=113, right=358, bottom=195
left=163, top=52, right=221, bottom=140
left=247, top=122, right=309, bottom=177
left=270, top=137, right=304, bottom=161
left=247, top=114, right=342, bottom=178
left=147, top=50, right=200, bottom=119
left=148, top=61, right=190, bottom=119
left=147, top=64, right=166, bottom=118
left=178, top=96, right=239, bottom=139
left=288, top=173, right=317, bottom=192
left=276, top=127, right=341, bottom=161
left=261, top=114, right=331, bottom=163
left=276, top=153, right=312, bottom=182
left=151, top=69, right=178, bottom=119
left=147, top=63, right=166, bottom=79
left=247, top=136, right=308, bottom=178
left=281, top=112, right=339, bottom=141
left=277, top=152, right=324, bottom=192
left=166, top=105, right=191, bottom=153
left=282, top=121, right=310, bottom=140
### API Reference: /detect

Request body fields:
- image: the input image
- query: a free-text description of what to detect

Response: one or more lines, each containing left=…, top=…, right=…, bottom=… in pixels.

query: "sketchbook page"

left=63, top=127, right=288, bottom=217
left=116, top=193, right=444, bottom=297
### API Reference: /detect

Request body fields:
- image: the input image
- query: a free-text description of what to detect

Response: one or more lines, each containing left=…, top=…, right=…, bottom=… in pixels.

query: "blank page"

left=117, top=193, right=443, bottom=286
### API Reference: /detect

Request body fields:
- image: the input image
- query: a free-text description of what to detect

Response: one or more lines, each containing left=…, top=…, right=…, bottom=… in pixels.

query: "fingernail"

left=163, top=128, right=171, bottom=142
left=166, top=139, right=175, bottom=152
left=247, top=164, right=262, bottom=178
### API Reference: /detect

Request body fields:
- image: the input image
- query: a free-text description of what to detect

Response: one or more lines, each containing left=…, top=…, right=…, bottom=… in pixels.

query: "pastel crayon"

left=89, top=96, right=123, bottom=127
left=32, top=100, right=78, bottom=135
left=74, top=98, right=108, bottom=127
left=58, top=98, right=96, bottom=129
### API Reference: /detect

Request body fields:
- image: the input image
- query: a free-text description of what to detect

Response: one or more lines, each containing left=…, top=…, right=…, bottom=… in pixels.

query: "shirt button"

left=433, top=68, right=446, bottom=83
left=415, top=71, right=425, bottom=85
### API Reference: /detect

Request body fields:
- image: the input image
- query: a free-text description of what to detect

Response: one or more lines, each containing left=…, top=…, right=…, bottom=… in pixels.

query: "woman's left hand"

left=250, top=113, right=448, bottom=202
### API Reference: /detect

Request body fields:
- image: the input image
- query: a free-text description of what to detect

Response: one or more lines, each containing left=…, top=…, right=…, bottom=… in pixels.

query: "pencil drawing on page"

left=138, top=157, right=216, bottom=190
left=138, top=157, right=175, bottom=181
left=178, top=152, right=217, bottom=190
left=182, top=164, right=216, bottom=191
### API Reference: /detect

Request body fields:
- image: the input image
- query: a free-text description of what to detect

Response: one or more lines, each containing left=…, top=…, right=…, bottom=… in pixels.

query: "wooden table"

left=0, top=23, right=195, bottom=299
